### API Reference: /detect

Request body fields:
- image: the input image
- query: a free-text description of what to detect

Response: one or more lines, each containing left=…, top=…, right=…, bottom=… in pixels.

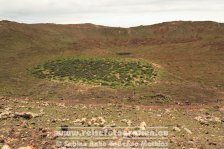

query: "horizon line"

left=1, top=19, right=223, bottom=28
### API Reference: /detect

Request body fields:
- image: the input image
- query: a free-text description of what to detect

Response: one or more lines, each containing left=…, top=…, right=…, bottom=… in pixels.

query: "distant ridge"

left=0, top=20, right=223, bottom=49
left=0, top=20, right=223, bottom=28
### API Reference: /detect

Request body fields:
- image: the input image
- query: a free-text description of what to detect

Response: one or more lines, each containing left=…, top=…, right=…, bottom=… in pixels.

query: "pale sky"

left=0, top=0, right=223, bottom=27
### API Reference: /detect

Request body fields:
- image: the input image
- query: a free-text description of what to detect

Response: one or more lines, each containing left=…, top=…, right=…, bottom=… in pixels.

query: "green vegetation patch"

left=29, top=57, right=156, bottom=87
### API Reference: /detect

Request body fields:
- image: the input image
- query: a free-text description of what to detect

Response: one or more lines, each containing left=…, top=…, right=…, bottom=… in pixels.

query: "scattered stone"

left=173, top=126, right=181, bottom=132
left=0, top=110, right=14, bottom=119
left=121, top=119, right=132, bottom=126
left=127, top=120, right=132, bottom=126
left=42, top=102, right=49, bottom=106
left=75, top=117, right=106, bottom=127
left=2, top=145, right=11, bottom=149
left=93, top=122, right=100, bottom=126
left=194, top=115, right=221, bottom=124
left=4, top=107, right=12, bottom=111
left=97, top=117, right=106, bottom=127
left=88, top=118, right=96, bottom=126
left=139, top=121, right=146, bottom=130
left=82, top=105, right=87, bottom=109
left=73, top=118, right=86, bottom=125
left=194, top=116, right=209, bottom=125
left=80, top=118, right=87, bottom=124
left=187, top=140, right=195, bottom=145
left=165, top=109, right=171, bottom=114
left=73, top=119, right=81, bottom=123
left=109, top=121, right=116, bottom=127
left=209, top=116, right=221, bottom=123
left=121, top=119, right=127, bottom=122
left=184, top=128, right=192, bottom=134
left=56, top=103, right=66, bottom=108
left=14, top=112, right=40, bottom=119
left=39, top=108, right=44, bottom=113
left=169, top=136, right=176, bottom=144
left=18, top=146, right=35, bottom=149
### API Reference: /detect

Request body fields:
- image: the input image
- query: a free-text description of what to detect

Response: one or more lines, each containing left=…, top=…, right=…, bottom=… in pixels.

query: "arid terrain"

left=0, top=20, right=224, bottom=148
